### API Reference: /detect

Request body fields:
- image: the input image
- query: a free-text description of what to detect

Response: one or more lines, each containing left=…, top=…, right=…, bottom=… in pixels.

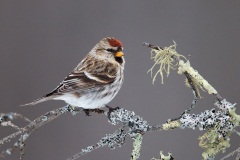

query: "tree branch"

left=0, top=42, right=239, bottom=160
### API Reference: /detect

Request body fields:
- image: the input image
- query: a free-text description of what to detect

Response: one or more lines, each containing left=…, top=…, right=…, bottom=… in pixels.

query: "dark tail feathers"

left=20, top=96, right=52, bottom=106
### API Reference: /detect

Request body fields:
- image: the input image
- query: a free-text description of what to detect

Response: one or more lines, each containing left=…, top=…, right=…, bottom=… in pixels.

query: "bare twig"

left=0, top=112, right=31, bottom=123
left=0, top=105, right=82, bottom=158
left=220, top=147, right=240, bottom=160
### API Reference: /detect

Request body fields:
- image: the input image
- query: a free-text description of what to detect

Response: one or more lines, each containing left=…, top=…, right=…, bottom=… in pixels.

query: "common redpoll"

left=22, top=37, right=125, bottom=109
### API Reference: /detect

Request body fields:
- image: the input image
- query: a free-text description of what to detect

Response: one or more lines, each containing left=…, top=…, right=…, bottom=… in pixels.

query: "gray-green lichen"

left=178, top=60, right=217, bottom=95
left=147, top=42, right=239, bottom=160
left=162, top=121, right=180, bottom=130
left=131, top=133, right=143, bottom=160
left=151, top=151, right=174, bottom=160
left=199, top=129, right=231, bottom=160
left=179, top=99, right=239, bottom=159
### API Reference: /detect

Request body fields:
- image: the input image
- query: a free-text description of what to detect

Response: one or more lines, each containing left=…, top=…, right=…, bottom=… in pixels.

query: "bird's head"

left=91, top=37, right=124, bottom=64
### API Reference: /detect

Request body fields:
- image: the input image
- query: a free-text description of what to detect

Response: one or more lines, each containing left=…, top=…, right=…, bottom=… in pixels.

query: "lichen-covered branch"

left=131, top=133, right=143, bottom=160
left=151, top=151, right=174, bottom=160
left=0, top=42, right=238, bottom=160
left=1, top=94, right=238, bottom=160
left=0, top=112, right=31, bottom=130
left=0, top=105, right=81, bottom=159
left=143, top=41, right=239, bottom=160
left=143, top=41, right=217, bottom=96
left=66, top=127, right=127, bottom=160
left=178, top=60, right=217, bottom=95
left=143, top=42, right=200, bottom=117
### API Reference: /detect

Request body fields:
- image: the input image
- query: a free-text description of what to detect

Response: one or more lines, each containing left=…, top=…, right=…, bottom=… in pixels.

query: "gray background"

left=1, top=1, right=240, bottom=160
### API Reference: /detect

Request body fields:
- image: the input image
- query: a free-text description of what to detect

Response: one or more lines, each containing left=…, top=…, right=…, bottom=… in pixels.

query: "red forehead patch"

left=107, top=38, right=123, bottom=47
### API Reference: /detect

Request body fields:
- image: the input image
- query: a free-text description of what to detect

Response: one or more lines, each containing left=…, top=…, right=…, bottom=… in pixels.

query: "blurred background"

left=1, top=1, right=240, bottom=159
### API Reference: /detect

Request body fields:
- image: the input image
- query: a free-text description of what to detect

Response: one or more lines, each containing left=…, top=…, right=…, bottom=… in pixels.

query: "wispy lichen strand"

left=148, top=41, right=186, bottom=84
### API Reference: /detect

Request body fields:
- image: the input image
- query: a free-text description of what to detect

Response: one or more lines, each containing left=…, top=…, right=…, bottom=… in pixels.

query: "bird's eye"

left=117, top=47, right=123, bottom=51
left=106, top=48, right=115, bottom=53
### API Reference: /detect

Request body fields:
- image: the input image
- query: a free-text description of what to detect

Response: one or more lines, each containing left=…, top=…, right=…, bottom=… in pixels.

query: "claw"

left=83, top=109, right=91, bottom=116
left=106, top=105, right=120, bottom=121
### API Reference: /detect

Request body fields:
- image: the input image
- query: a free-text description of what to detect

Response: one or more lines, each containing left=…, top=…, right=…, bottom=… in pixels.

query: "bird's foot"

left=106, top=105, right=120, bottom=120
left=83, top=109, right=91, bottom=116
left=67, top=105, right=81, bottom=113
left=92, top=109, right=105, bottom=114
left=83, top=109, right=105, bottom=116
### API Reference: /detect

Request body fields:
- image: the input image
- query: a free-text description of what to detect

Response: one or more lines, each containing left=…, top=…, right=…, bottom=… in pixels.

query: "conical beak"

left=115, top=51, right=124, bottom=57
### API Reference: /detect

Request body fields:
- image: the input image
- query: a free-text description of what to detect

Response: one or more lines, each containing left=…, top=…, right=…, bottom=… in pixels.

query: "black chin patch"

left=115, top=57, right=123, bottom=64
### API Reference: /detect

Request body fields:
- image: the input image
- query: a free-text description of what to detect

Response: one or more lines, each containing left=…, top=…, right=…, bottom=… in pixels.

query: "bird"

left=21, top=37, right=125, bottom=112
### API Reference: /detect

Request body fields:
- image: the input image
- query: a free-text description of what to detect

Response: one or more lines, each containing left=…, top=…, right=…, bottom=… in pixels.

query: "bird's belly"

left=54, top=73, right=123, bottom=109
left=54, top=89, right=118, bottom=109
